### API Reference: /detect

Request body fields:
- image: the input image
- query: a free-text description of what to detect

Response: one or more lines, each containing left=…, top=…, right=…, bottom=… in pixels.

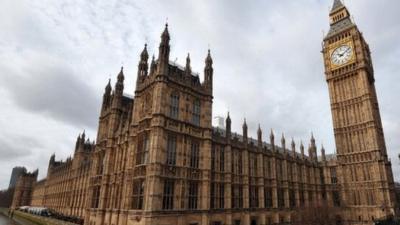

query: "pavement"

left=0, top=208, right=78, bottom=225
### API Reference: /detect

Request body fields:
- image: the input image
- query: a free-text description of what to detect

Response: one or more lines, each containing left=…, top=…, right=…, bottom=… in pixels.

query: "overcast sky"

left=0, top=0, right=399, bottom=189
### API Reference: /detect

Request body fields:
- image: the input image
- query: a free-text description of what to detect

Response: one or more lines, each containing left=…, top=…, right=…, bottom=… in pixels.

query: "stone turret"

left=112, top=67, right=124, bottom=109
left=101, top=79, right=112, bottom=112
left=185, top=53, right=192, bottom=75
left=270, top=129, right=275, bottom=152
left=291, top=138, right=296, bottom=157
left=242, top=118, right=248, bottom=143
left=281, top=133, right=286, bottom=154
left=321, top=145, right=326, bottom=162
left=203, top=49, right=213, bottom=91
left=157, top=24, right=170, bottom=76
left=226, top=112, right=231, bottom=140
left=136, top=44, right=149, bottom=86
left=257, top=124, right=262, bottom=148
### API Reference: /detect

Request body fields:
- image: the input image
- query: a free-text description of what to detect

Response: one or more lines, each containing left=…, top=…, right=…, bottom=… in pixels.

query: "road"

left=0, top=214, right=19, bottom=225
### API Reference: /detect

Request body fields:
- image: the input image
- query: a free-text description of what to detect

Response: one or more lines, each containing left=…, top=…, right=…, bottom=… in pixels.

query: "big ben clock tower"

left=322, top=0, right=397, bottom=223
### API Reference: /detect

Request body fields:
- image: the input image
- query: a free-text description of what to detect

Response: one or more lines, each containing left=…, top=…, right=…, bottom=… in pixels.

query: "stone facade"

left=322, top=0, right=397, bottom=223
left=8, top=166, right=27, bottom=189
left=12, top=1, right=397, bottom=225
left=11, top=169, right=38, bottom=209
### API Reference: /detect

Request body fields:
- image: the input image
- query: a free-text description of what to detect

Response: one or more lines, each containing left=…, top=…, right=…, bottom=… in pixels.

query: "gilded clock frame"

left=328, top=38, right=356, bottom=70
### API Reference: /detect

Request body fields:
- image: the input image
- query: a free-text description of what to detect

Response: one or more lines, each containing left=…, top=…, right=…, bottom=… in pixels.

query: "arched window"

left=190, top=139, right=200, bottom=168
left=169, top=93, right=179, bottom=119
left=192, top=99, right=201, bottom=125
left=166, top=134, right=177, bottom=166
left=136, top=133, right=149, bottom=165
left=131, top=179, right=144, bottom=209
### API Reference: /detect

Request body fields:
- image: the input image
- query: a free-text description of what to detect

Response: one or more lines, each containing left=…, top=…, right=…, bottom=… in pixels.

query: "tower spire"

left=157, top=24, right=170, bottom=75
left=270, top=129, right=275, bottom=149
left=257, top=124, right=262, bottom=147
left=300, top=141, right=305, bottom=158
left=204, top=49, right=213, bottom=91
left=102, top=79, right=112, bottom=111
left=331, top=0, right=344, bottom=13
left=185, top=53, right=191, bottom=75
left=242, top=118, right=248, bottom=142
left=137, top=44, right=149, bottom=86
left=321, top=144, right=326, bottom=162
left=105, top=79, right=111, bottom=94
left=150, top=54, right=156, bottom=75
left=226, top=112, right=231, bottom=140
left=112, top=67, right=124, bottom=108
left=116, top=67, right=124, bottom=93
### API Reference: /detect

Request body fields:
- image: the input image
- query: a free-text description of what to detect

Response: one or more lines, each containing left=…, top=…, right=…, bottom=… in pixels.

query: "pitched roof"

left=325, top=17, right=355, bottom=39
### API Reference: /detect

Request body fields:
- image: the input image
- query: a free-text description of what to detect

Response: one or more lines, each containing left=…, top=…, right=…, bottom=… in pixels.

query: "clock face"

left=331, top=45, right=353, bottom=66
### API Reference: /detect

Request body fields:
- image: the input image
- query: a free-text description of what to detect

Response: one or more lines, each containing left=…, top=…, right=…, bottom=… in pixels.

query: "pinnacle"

left=117, top=67, right=124, bottom=82
left=140, top=44, right=149, bottom=60
left=331, top=0, right=344, bottom=12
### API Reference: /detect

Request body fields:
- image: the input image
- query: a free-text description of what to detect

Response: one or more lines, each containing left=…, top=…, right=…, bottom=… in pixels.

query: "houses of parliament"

left=10, top=1, right=398, bottom=224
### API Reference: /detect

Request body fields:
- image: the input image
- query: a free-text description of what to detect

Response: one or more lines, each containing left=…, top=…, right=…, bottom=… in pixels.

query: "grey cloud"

left=2, top=58, right=100, bottom=129
left=0, top=134, right=38, bottom=160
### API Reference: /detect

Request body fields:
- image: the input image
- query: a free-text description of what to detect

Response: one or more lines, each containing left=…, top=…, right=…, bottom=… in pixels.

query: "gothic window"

left=169, top=92, right=180, bottom=119
left=192, top=99, right=201, bottom=126
left=238, top=152, right=242, bottom=174
left=145, top=93, right=152, bottom=113
left=333, top=191, right=341, bottom=207
left=136, top=133, right=149, bottom=165
left=232, top=185, right=242, bottom=209
left=264, top=187, right=273, bottom=208
left=166, top=135, right=177, bottom=166
left=211, top=183, right=225, bottom=209
left=162, top=179, right=174, bottom=210
left=232, top=151, right=242, bottom=175
left=188, top=181, right=198, bottom=209
left=211, top=146, right=215, bottom=171
left=249, top=186, right=258, bottom=208
left=131, top=179, right=144, bottom=209
left=113, top=185, right=121, bottom=208
left=91, top=186, right=100, bottom=208
left=331, top=167, right=338, bottom=184
left=289, top=189, right=296, bottom=208
left=97, top=154, right=104, bottom=175
left=249, top=154, right=256, bottom=177
left=219, top=147, right=225, bottom=172
left=309, top=191, right=313, bottom=204
left=264, top=158, right=270, bottom=178
left=239, top=187, right=243, bottom=208
left=278, top=188, right=285, bottom=208
left=218, top=183, right=225, bottom=209
left=190, top=140, right=200, bottom=168
left=299, top=189, right=305, bottom=206
left=278, top=161, right=283, bottom=179
left=210, top=183, right=215, bottom=208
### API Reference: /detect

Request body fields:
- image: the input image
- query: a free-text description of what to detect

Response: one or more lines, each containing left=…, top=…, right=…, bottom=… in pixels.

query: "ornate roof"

left=326, top=17, right=354, bottom=39
left=331, top=0, right=344, bottom=12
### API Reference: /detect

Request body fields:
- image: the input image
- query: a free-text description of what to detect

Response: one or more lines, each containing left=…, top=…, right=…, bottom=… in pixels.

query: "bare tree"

left=291, top=201, right=341, bottom=225
left=0, top=188, right=14, bottom=208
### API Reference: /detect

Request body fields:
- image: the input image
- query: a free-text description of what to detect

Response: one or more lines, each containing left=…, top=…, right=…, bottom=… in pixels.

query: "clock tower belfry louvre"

left=322, top=0, right=397, bottom=222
